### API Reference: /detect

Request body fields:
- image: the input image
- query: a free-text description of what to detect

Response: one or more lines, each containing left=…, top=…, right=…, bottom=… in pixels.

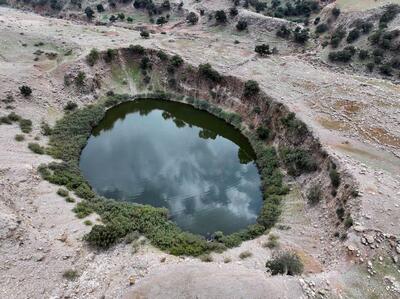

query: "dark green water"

left=79, top=99, right=263, bottom=236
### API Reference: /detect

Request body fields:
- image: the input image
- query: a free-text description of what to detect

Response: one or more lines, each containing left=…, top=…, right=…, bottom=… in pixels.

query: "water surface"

left=80, top=99, right=263, bottom=236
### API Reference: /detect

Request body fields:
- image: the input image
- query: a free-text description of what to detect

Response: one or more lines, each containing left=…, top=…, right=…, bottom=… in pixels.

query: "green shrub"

left=236, top=20, right=248, bottom=31
left=19, top=85, right=32, bottom=97
left=280, top=148, right=317, bottom=176
left=344, top=215, right=353, bottom=228
left=257, top=195, right=282, bottom=228
left=129, top=44, right=145, bottom=55
left=329, top=168, right=340, bottom=188
left=293, top=28, right=309, bottom=44
left=157, top=50, right=168, bottom=61
left=19, top=118, right=32, bottom=133
left=332, top=7, right=340, bottom=17
left=264, top=234, right=279, bottom=249
left=215, top=10, right=227, bottom=23
left=73, top=201, right=93, bottom=218
left=84, top=220, right=93, bottom=226
left=15, top=134, right=25, bottom=142
left=0, top=116, right=11, bottom=124
left=170, top=55, right=183, bottom=67
left=187, top=12, right=199, bottom=25
left=239, top=251, right=252, bottom=259
left=104, top=49, right=117, bottom=63
left=41, top=122, right=52, bottom=136
left=65, top=196, right=75, bottom=203
left=8, top=112, right=20, bottom=122
left=307, top=184, right=322, bottom=205
left=140, top=56, right=152, bottom=70
left=74, top=183, right=95, bottom=200
left=199, top=254, right=213, bottom=262
left=28, top=143, right=45, bottom=154
left=64, top=101, right=78, bottom=111
left=87, top=48, right=99, bottom=66
left=74, top=71, right=86, bottom=86
left=266, top=251, right=304, bottom=275
left=276, top=25, right=291, bottom=39
left=62, top=269, right=79, bottom=280
left=330, top=26, right=346, bottom=48
left=57, top=188, right=69, bottom=197
left=255, top=44, right=272, bottom=56
left=315, top=23, right=328, bottom=34
left=358, top=49, right=369, bottom=60
left=281, top=112, right=308, bottom=138
left=256, top=126, right=270, bottom=140
left=198, top=63, right=221, bottom=82
left=140, top=30, right=150, bottom=38
left=328, top=48, right=354, bottom=62
left=336, top=206, right=345, bottom=220
left=243, top=80, right=260, bottom=97
left=346, top=29, right=360, bottom=43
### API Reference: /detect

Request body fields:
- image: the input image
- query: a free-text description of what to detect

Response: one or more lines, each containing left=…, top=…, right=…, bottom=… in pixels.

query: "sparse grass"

left=28, top=142, right=45, bottom=154
left=62, top=269, right=79, bottom=280
left=239, top=251, right=252, bottom=259
left=307, top=184, right=322, bottom=205
left=199, top=254, right=213, bottom=262
left=264, top=234, right=279, bottom=249
left=223, top=257, right=231, bottom=263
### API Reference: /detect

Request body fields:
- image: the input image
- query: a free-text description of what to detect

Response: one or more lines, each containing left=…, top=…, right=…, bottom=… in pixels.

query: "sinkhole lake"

left=80, top=99, right=263, bottom=236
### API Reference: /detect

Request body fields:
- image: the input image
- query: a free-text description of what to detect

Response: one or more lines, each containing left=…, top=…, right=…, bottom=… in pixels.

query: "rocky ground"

left=0, top=2, right=400, bottom=298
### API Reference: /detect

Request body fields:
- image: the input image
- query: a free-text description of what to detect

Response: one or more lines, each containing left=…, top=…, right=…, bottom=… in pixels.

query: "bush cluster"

left=266, top=251, right=304, bottom=275
left=280, top=148, right=317, bottom=177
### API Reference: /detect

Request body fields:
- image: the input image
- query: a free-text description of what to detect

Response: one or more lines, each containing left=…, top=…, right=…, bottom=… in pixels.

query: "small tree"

left=255, top=44, right=271, bottom=56
left=215, top=10, right=227, bottom=24
left=243, top=80, right=260, bottom=97
left=186, top=12, right=199, bottom=25
left=84, top=7, right=95, bottom=20
left=19, top=85, right=32, bottom=97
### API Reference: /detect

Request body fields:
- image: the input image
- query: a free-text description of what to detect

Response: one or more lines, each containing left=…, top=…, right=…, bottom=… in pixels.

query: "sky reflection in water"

left=79, top=100, right=263, bottom=236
